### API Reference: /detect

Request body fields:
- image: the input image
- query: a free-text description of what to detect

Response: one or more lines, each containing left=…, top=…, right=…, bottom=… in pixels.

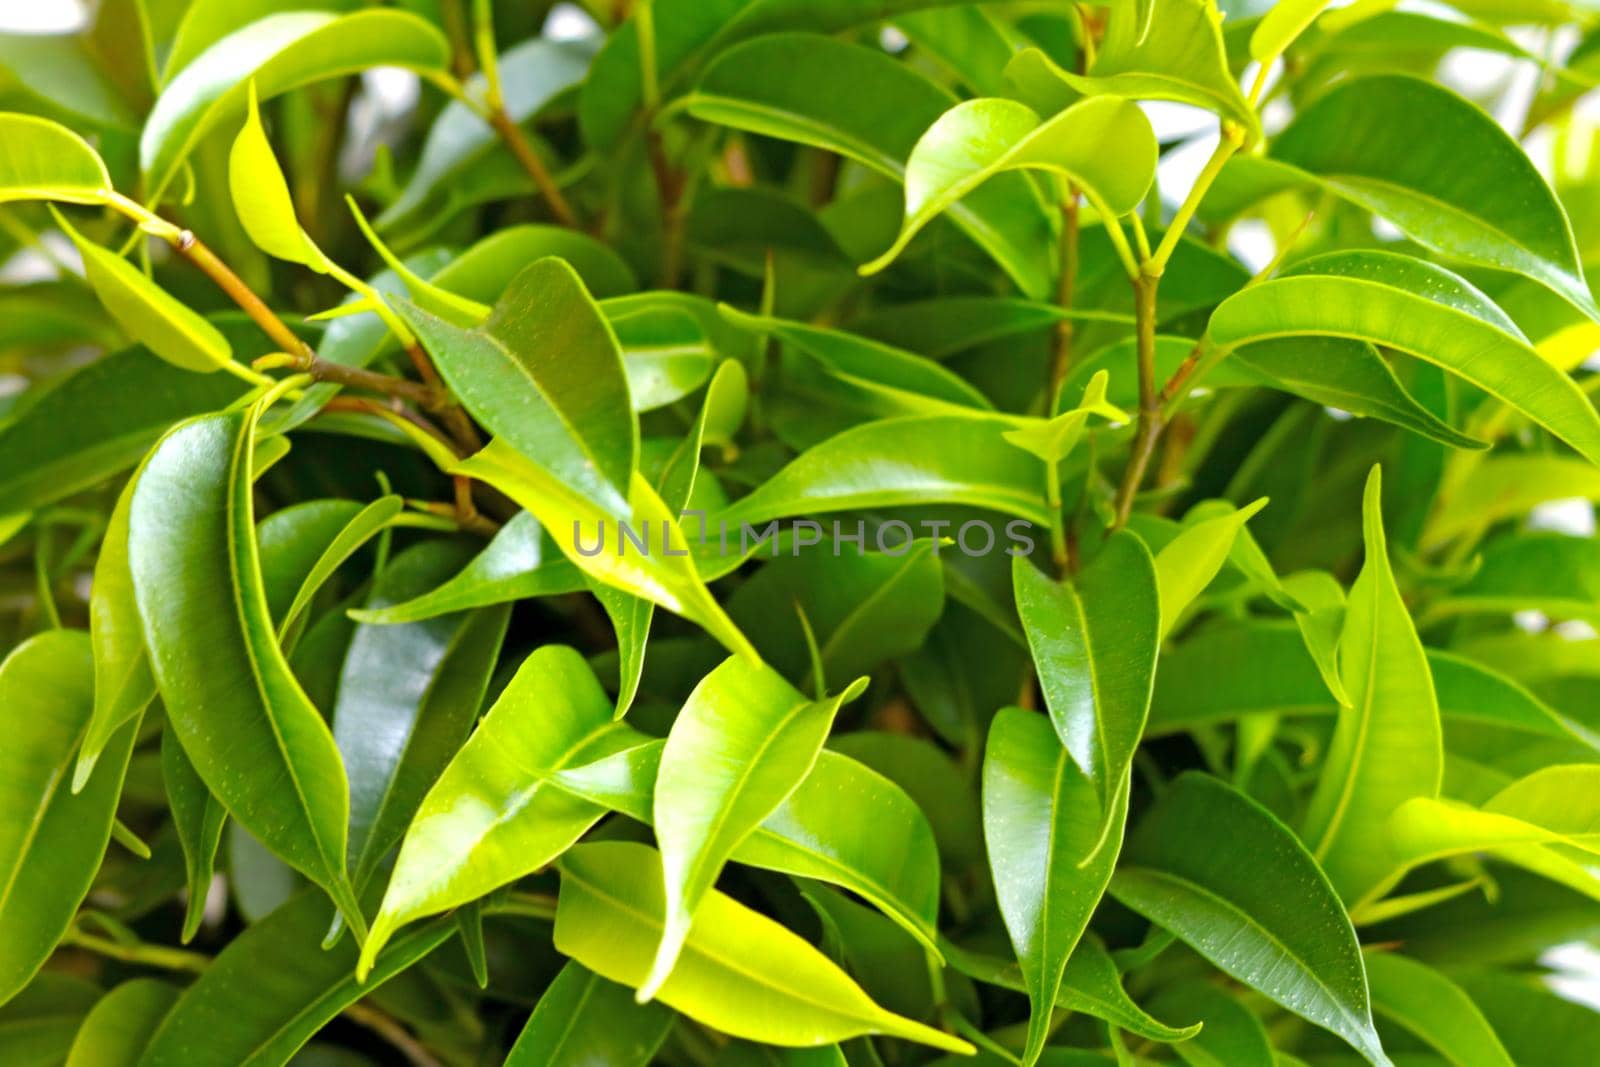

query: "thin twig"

left=1111, top=272, right=1161, bottom=527
left=1046, top=191, right=1081, bottom=412
left=485, top=108, right=580, bottom=228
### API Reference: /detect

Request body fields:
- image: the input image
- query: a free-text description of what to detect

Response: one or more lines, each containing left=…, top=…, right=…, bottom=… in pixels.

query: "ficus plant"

left=6, top=0, right=1600, bottom=1064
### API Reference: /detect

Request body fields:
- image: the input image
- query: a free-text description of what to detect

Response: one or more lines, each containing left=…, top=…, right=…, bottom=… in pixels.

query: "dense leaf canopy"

left=3, top=0, right=1600, bottom=1064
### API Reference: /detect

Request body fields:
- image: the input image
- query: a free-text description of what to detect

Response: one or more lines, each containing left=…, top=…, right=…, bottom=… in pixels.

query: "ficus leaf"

left=505, top=961, right=674, bottom=1067
left=554, top=841, right=973, bottom=1054
left=0, top=112, right=112, bottom=204
left=228, top=81, right=330, bottom=272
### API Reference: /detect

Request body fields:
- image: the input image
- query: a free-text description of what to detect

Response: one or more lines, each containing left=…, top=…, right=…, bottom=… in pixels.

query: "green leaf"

left=684, top=33, right=1055, bottom=299
left=982, top=707, right=1130, bottom=1066
left=0, top=112, right=112, bottom=204
left=454, top=438, right=755, bottom=659
left=1430, top=532, right=1600, bottom=624
left=137, top=890, right=451, bottom=1067
left=1457, top=972, right=1600, bottom=1067
left=0, top=325, right=254, bottom=512
left=333, top=541, right=510, bottom=889
left=863, top=95, right=1157, bottom=274
left=720, top=414, right=1054, bottom=528
left=64, top=979, right=179, bottom=1067
left=1004, top=0, right=1256, bottom=136
left=1364, top=953, right=1514, bottom=1067
left=719, top=306, right=992, bottom=412
left=1208, top=251, right=1600, bottom=465
left=1012, top=531, right=1160, bottom=829
left=1302, top=467, right=1442, bottom=906
left=1111, top=773, right=1390, bottom=1066
left=346, top=511, right=582, bottom=625
left=129, top=403, right=363, bottom=932
left=1146, top=981, right=1275, bottom=1067
left=1153, top=498, right=1268, bottom=639
left=1273, top=74, right=1597, bottom=319
left=358, top=645, right=637, bottom=979
left=1423, top=456, right=1600, bottom=547
left=0, top=974, right=99, bottom=1066
left=506, top=962, right=674, bottom=1067
left=396, top=257, right=637, bottom=518
left=941, top=935, right=1201, bottom=1044
left=140, top=9, right=450, bottom=200
left=554, top=840, right=973, bottom=1054
left=643, top=656, right=867, bottom=998
left=0, top=631, right=139, bottom=1005
left=162, top=727, right=227, bottom=945
left=553, top=741, right=944, bottom=955
left=55, top=211, right=235, bottom=375
left=275, top=495, right=404, bottom=641
left=228, top=81, right=329, bottom=271
left=1251, top=0, right=1334, bottom=62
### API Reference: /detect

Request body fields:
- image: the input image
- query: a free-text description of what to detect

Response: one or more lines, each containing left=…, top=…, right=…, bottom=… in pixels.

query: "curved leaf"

left=161, top=728, right=226, bottom=944
left=140, top=10, right=449, bottom=199
left=1208, top=251, right=1600, bottom=465
left=554, top=841, right=972, bottom=1053
left=57, top=214, right=234, bottom=375
left=0, top=632, right=139, bottom=1005
left=643, top=656, right=866, bottom=998
left=396, top=257, right=637, bottom=518
left=1153, top=499, right=1268, bottom=639
left=720, top=414, right=1053, bottom=528
left=358, top=645, right=636, bottom=978
left=983, top=707, right=1130, bottom=1066
left=0, top=112, right=111, bottom=204
left=507, top=961, right=674, bottom=1067
left=553, top=742, right=944, bottom=955
left=1110, top=773, right=1390, bottom=1066
left=130, top=404, right=362, bottom=930
left=64, top=980, right=179, bottom=1067
left=136, top=891, right=450, bottom=1067
left=1302, top=467, right=1442, bottom=906
left=1273, top=74, right=1597, bottom=318
left=333, top=541, right=510, bottom=888
left=863, top=95, right=1157, bottom=274
left=684, top=33, right=1055, bottom=299
left=1012, top=532, right=1160, bottom=825
left=228, top=81, right=328, bottom=271
left=1364, top=953, right=1514, bottom=1067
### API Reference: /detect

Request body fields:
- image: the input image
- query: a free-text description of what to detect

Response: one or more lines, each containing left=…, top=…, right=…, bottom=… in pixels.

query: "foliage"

left=5, top=0, right=1600, bottom=1063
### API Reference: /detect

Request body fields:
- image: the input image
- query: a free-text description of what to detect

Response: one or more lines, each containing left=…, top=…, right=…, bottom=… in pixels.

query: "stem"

left=647, top=126, right=688, bottom=288
left=1046, top=456, right=1069, bottom=576
left=342, top=1003, right=444, bottom=1067
left=173, top=231, right=309, bottom=358
left=486, top=108, right=580, bottom=228
left=62, top=929, right=209, bottom=973
left=1047, top=192, right=1081, bottom=412
left=1148, top=122, right=1244, bottom=274
left=1112, top=272, right=1161, bottom=527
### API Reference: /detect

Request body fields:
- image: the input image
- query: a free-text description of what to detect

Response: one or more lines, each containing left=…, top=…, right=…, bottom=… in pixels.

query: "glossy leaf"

left=983, top=707, right=1130, bottom=1065
left=506, top=961, right=674, bottom=1067
left=140, top=9, right=450, bottom=198
left=1364, top=953, right=1514, bottom=1067
left=1208, top=251, right=1600, bottom=465
left=161, top=728, right=226, bottom=944
left=333, top=541, right=510, bottom=888
left=1012, top=531, right=1160, bottom=826
left=1111, top=773, right=1390, bottom=1066
left=721, top=414, right=1054, bottom=528
left=644, top=656, right=867, bottom=998
left=553, top=741, right=944, bottom=954
left=1004, top=0, right=1256, bottom=134
left=862, top=95, right=1157, bottom=274
left=358, top=645, right=636, bottom=978
left=0, top=112, right=111, bottom=204
left=1302, top=467, right=1442, bottom=906
left=228, top=81, right=328, bottom=271
left=58, top=213, right=234, bottom=374
left=1153, top=498, right=1268, bottom=639
left=397, top=257, right=636, bottom=518
left=0, top=631, right=139, bottom=1005
left=685, top=33, right=1055, bottom=299
left=1273, top=74, right=1597, bottom=318
left=137, top=890, right=451, bottom=1066
left=129, top=404, right=363, bottom=930
left=554, top=841, right=972, bottom=1053
left=64, top=979, right=179, bottom=1067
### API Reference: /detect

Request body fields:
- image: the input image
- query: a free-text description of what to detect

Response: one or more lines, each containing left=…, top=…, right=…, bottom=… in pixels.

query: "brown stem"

left=1046, top=193, right=1081, bottom=411
left=487, top=107, right=579, bottom=229
left=342, top=1002, right=444, bottom=1067
left=647, top=127, right=687, bottom=289
left=173, top=232, right=308, bottom=358
left=301, top=356, right=441, bottom=410
left=1112, top=272, right=1162, bottom=527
